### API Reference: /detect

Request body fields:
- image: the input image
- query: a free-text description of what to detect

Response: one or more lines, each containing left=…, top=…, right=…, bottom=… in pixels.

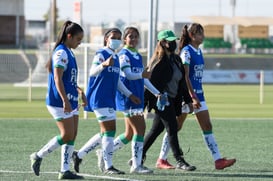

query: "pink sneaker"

left=215, top=158, right=236, bottom=170
left=156, top=159, right=175, bottom=169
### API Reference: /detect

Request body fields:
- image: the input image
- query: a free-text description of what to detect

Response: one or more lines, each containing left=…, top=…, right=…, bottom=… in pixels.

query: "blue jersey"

left=46, top=44, right=78, bottom=109
left=181, top=45, right=205, bottom=101
left=116, top=48, right=144, bottom=111
left=85, top=48, right=120, bottom=111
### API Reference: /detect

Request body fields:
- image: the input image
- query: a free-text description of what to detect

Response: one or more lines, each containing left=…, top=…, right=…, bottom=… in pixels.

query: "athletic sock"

left=78, top=133, right=101, bottom=159
left=158, top=132, right=170, bottom=160
left=113, top=133, right=130, bottom=152
left=37, top=135, right=62, bottom=158
left=203, top=131, right=221, bottom=161
left=131, top=135, right=144, bottom=168
left=101, top=131, right=115, bottom=169
left=61, top=141, right=74, bottom=172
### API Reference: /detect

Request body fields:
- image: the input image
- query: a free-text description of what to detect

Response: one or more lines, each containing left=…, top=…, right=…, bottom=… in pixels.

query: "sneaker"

left=156, top=158, right=175, bottom=169
left=96, top=149, right=105, bottom=172
left=130, top=165, right=153, bottom=174
left=128, top=158, right=132, bottom=166
left=58, top=170, right=84, bottom=179
left=176, top=157, right=196, bottom=171
left=104, top=166, right=125, bottom=175
left=72, top=151, right=82, bottom=173
left=215, top=158, right=236, bottom=170
left=30, top=152, right=42, bottom=176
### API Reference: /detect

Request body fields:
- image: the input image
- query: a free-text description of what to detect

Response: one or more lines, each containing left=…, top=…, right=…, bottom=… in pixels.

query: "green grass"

left=0, top=84, right=273, bottom=180
left=0, top=118, right=273, bottom=180
left=0, top=84, right=272, bottom=118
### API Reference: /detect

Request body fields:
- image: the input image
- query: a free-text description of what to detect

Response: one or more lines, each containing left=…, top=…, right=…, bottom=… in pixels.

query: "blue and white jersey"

left=46, top=44, right=78, bottom=109
left=116, top=47, right=144, bottom=111
left=180, top=44, right=205, bottom=101
left=85, top=47, right=120, bottom=111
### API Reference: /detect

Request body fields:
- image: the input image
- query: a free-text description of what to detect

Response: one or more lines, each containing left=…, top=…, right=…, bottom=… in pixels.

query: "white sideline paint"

left=0, top=170, right=144, bottom=181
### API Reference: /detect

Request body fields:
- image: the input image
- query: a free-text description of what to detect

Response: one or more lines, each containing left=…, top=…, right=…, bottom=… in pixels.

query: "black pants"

left=143, top=98, right=183, bottom=162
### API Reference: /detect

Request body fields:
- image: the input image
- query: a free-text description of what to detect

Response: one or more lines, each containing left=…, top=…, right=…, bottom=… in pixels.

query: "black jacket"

left=144, top=53, right=192, bottom=112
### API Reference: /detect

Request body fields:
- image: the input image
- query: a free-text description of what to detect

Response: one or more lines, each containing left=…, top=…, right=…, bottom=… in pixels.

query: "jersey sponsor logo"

left=61, top=58, right=67, bottom=63
left=131, top=67, right=143, bottom=73
left=107, top=66, right=120, bottom=73
left=67, top=93, right=78, bottom=101
left=71, top=68, right=78, bottom=84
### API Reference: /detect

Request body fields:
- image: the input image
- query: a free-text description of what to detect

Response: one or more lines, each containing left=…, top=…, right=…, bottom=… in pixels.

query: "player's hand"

left=80, top=93, right=87, bottom=107
left=129, top=94, right=141, bottom=105
left=142, top=67, right=151, bottom=79
left=63, top=99, right=72, bottom=113
left=192, top=97, right=201, bottom=109
left=102, top=55, right=114, bottom=67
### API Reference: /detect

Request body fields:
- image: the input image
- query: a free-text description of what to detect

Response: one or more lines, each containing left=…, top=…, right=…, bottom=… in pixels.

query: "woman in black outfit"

left=143, top=30, right=196, bottom=171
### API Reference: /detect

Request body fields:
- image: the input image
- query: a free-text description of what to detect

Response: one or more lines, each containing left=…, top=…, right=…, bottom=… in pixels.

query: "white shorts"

left=182, top=101, right=208, bottom=114
left=93, top=107, right=116, bottom=122
left=47, top=105, right=79, bottom=121
left=122, top=108, right=144, bottom=117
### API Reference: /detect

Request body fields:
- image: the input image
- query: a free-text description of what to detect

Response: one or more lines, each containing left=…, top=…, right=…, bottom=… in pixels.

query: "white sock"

left=203, top=133, right=221, bottom=161
left=113, top=133, right=130, bottom=152
left=61, top=144, right=74, bottom=172
left=158, top=132, right=170, bottom=160
left=37, top=136, right=61, bottom=158
left=102, top=135, right=114, bottom=170
left=78, top=133, right=101, bottom=159
left=131, top=135, right=144, bottom=168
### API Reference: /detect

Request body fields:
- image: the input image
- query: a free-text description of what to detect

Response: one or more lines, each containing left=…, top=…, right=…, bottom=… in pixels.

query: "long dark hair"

left=177, top=23, right=204, bottom=55
left=46, top=20, right=83, bottom=72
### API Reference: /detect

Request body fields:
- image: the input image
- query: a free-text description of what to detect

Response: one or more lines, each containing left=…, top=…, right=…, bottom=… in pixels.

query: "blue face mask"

left=109, top=39, right=121, bottom=50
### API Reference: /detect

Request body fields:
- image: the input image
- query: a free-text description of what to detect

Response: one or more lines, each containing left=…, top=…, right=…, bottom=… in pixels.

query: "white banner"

left=203, top=70, right=273, bottom=83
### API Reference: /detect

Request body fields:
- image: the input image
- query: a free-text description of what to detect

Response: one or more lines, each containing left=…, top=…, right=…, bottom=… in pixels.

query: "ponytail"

left=46, top=21, right=83, bottom=72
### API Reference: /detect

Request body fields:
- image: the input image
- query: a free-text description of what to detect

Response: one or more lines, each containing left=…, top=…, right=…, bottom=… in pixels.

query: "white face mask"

left=109, top=39, right=121, bottom=50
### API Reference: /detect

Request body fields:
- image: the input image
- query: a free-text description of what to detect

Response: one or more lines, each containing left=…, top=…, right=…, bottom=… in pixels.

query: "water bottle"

left=156, top=92, right=169, bottom=111
left=163, top=92, right=170, bottom=106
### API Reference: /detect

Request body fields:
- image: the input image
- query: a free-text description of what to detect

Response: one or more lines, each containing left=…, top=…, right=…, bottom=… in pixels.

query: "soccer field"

left=0, top=84, right=272, bottom=180
left=0, top=118, right=273, bottom=181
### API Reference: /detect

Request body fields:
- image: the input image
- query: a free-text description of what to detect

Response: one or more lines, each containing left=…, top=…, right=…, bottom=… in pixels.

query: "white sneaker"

left=130, top=165, right=153, bottom=174
left=96, top=149, right=104, bottom=172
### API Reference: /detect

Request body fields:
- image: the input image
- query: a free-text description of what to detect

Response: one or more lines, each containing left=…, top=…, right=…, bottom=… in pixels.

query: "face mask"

left=166, top=41, right=177, bottom=52
left=109, top=39, right=121, bottom=50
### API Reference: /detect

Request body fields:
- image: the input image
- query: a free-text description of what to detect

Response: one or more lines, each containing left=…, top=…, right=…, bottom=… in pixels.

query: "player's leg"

left=195, top=102, right=236, bottom=170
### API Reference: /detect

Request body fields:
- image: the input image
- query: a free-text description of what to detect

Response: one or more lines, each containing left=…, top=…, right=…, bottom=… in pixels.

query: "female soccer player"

left=30, top=20, right=86, bottom=179
left=155, top=23, right=236, bottom=170
left=73, top=27, right=140, bottom=175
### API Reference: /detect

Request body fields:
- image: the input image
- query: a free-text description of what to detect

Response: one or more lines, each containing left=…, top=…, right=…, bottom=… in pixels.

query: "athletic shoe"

left=58, top=170, right=84, bottom=179
left=127, top=158, right=132, bottom=166
left=96, top=149, right=104, bottom=172
left=156, top=158, right=175, bottom=169
left=130, top=165, right=153, bottom=174
left=30, top=152, right=42, bottom=176
left=72, top=151, right=82, bottom=173
left=104, top=166, right=125, bottom=174
left=215, top=158, right=236, bottom=170
left=176, top=157, right=196, bottom=171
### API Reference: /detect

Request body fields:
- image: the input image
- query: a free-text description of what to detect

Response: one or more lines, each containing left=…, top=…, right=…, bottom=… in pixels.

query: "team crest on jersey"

left=99, top=58, right=104, bottom=63
left=61, top=59, right=67, bottom=63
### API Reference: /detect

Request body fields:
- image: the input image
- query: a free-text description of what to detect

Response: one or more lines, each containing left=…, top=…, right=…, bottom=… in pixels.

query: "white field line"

left=0, top=170, right=144, bottom=181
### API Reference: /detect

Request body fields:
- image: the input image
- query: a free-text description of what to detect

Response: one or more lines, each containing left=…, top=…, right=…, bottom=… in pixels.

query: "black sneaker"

left=104, top=166, right=125, bottom=175
left=30, top=152, right=42, bottom=176
left=58, top=170, right=84, bottom=179
left=72, top=151, right=82, bottom=173
left=176, top=158, right=196, bottom=171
